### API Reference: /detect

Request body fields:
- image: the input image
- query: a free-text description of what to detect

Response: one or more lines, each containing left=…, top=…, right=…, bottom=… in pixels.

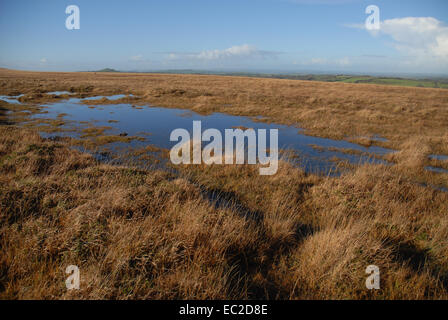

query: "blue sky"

left=1, top=0, right=447, bottom=74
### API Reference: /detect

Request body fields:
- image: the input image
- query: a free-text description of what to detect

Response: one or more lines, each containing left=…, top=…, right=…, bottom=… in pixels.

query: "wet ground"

left=0, top=94, right=23, bottom=104
left=2, top=94, right=448, bottom=176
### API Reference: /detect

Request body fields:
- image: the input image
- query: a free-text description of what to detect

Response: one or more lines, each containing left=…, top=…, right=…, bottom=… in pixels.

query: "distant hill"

left=95, top=68, right=120, bottom=73
left=72, top=67, right=448, bottom=89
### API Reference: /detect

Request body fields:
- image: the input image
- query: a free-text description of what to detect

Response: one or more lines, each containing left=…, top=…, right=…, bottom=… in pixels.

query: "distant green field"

left=101, top=68, right=448, bottom=89
left=334, top=75, right=448, bottom=89
left=263, top=74, right=448, bottom=89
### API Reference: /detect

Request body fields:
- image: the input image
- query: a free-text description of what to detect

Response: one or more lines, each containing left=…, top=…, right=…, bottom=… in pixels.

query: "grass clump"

left=1, top=126, right=447, bottom=299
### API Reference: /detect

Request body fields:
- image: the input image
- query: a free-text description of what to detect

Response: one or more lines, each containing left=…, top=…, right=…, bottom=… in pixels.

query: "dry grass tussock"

left=1, top=126, right=447, bottom=299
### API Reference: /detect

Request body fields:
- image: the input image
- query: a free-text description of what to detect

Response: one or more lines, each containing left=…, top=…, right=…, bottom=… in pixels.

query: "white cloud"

left=380, top=17, right=448, bottom=60
left=346, top=17, right=448, bottom=68
left=166, top=44, right=279, bottom=62
left=337, top=57, right=351, bottom=66
left=197, top=44, right=258, bottom=60
left=309, top=58, right=327, bottom=65
left=167, top=53, right=178, bottom=60
left=40, top=58, right=47, bottom=63
left=130, top=54, right=144, bottom=62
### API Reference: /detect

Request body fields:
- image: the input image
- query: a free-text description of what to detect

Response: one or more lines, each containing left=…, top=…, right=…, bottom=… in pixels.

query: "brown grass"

left=1, top=68, right=448, bottom=300
left=1, top=126, right=447, bottom=299
left=1, top=68, right=447, bottom=154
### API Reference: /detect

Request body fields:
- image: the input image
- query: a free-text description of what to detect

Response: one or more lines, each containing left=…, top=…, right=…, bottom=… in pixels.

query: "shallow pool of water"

left=429, top=154, right=448, bottom=161
left=46, top=91, right=74, bottom=95
left=82, top=94, right=134, bottom=101
left=425, top=166, right=448, bottom=174
left=0, top=94, right=23, bottom=104
left=28, top=97, right=398, bottom=174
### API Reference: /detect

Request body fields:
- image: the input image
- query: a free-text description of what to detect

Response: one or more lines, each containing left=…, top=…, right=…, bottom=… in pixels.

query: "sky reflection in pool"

left=0, top=94, right=23, bottom=104
left=46, top=91, right=74, bottom=95
left=425, top=166, right=448, bottom=174
left=82, top=94, right=133, bottom=101
left=31, top=97, right=396, bottom=174
left=429, top=154, right=448, bottom=161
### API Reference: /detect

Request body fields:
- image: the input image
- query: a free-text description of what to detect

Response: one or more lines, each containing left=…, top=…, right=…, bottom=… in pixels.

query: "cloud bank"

left=347, top=16, right=448, bottom=70
left=381, top=17, right=448, bottom=60
left=166, top=44, right=280, bottom=63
